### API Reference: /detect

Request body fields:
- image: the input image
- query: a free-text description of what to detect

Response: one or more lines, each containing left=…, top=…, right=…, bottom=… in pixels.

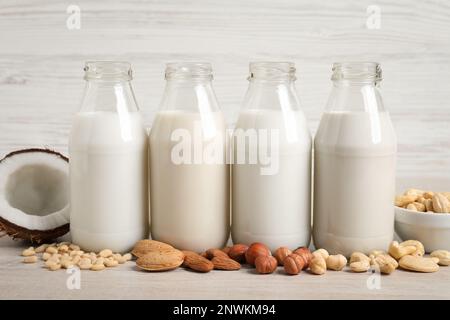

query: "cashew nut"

left=400, top=240, right=425, bottom=256
left=399, top=255, right=439, bottom=273
left=430, top=250, right=450, bottom=266
left=388, top=241, right=416, bottom=260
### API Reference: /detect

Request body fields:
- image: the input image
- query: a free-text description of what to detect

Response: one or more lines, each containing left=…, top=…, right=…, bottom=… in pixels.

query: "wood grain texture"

left=0, top=0, right=449, bottom=181
left=1, top=236, right=449, bottom=300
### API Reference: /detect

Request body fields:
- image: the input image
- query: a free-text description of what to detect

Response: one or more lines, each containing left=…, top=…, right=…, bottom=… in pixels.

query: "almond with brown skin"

left=136, top=249, right=184, bottom=271
left=228, top=244, right=249, bottom=263
left=222, top=246, right=232, bottom=255
left=211, top=256, right=241, bottom=270
left=132, top=240, right=175, bottom=258
left=206, top=248, right=230, bottom=260
left=182, top=250, right=214, bottom=273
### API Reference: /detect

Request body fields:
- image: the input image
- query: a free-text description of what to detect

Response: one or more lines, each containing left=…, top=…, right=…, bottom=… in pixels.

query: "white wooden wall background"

left=0, top=0, right=449, bottom=187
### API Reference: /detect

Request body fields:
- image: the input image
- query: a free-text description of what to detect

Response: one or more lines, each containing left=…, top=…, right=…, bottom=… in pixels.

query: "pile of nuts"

left=395, top=188, right=450, bottom=213
left=131, top=239, right=450, bottom=276
left=21, top=242, right=132, bottom=271
left=21, top=238, right=450, bottom=276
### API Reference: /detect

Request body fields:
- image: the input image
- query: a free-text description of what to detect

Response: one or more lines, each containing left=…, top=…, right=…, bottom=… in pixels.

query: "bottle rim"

left=165, top=62, right=213, bottom=80
left=331, top=61, right=382, bottom=83
left=248, top=61, right=296, bottom=81
left=84, top=61, right=132, bottom=81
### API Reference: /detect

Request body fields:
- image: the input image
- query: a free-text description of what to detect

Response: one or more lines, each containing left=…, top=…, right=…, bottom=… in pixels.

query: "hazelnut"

left=293, top=247, right=313, bottom=269
left=309, top=256, right=327, bottom=275
left=283, top=254, right=305, bottom=275
left=255, top=256, right=277, bottom=274
left=245, top=243, right=271, bottom=266
left=228, top=244, right=249, bottom=263
left=274, top=247, right=292, bottom=266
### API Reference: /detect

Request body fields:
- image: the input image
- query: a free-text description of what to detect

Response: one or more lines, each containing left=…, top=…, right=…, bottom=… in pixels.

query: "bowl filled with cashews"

left=395, top=188, right=450, bottom=252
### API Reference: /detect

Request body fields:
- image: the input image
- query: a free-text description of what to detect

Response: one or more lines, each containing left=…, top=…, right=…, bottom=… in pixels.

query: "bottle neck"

left=243, top=78, right=300, bottom=111
left=80, top=79, right=139, bottom=113
left=159, top=78, right=220, bottom=113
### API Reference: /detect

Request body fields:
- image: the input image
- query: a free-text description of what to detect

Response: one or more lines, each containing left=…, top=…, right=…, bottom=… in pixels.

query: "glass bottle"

left=313, top=62, right=397, bottom=256
left=69, top=61, right=149, bottom=253
left=149, top=62, right=229, bottom=252
left=231, top=62, right=312, bottom=252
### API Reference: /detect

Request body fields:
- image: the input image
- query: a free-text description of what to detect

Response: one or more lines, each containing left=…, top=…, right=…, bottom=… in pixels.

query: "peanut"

left=61, top=261, right=75, bottom=269
left=58, top=244, right=69, bottom=253
left=22, top=247, right=35, bottom=257
left=72, top=255, right=81, bottom=265
left=430, top=250, right=450, bottom=266
left=23, top=256, right=38, bottom=264
left=99, top=249, right=113, bottom=258
left=35, top=244, right=49, bottom=253
left=395, top=195, right=416, bottom=207
left=91, top=263, right=106, bottom=271
left=42, top=252, right=51, bottom=261
left=78, top=258, right=92, bottom=270
left=45, top=246, right=58, bottom=254
left=123, top=253, right=132, bottom=261
left=69, top=244, right=81, bottom=251
left=48, top=263, right=62, bottom=271
left=326, top=254, right=347, bottom=271
left=104, top=258, right=119, bottom=268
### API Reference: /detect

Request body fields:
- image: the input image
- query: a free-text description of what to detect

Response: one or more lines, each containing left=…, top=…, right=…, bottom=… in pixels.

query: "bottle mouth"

left=249, top=62, right=296, bottom=81
left=165, top=62, right=213, bottom=80
left=84, top=61, right=132, bottom=81
left=331, top=62, right=382, bottom=83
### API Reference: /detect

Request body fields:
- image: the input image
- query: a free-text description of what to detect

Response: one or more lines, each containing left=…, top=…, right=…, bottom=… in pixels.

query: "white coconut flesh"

left=0, top=149, right=69, bottom=232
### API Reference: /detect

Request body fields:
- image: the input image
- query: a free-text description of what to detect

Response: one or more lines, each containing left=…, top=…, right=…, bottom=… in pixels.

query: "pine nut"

left=99, top=249, right=113, bottom=258
left=22, top=247, right=35, bottom=257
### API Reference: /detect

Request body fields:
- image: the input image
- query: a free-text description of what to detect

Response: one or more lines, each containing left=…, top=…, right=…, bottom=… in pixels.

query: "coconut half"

left=0, top=148, right=70, bottom=243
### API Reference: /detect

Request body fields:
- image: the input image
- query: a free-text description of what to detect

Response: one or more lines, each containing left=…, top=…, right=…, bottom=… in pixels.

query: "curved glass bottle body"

left=313, top=62, right=397, bottom=257
left=149, top=63, right=229, bottom=252
left=69, top=61, right=149, bottom=253
left=231, top=62, right=312, bottom=252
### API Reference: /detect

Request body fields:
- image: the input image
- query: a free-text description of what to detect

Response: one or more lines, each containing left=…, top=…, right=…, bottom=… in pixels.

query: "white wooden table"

left=1, top=235, right=449, bottom=300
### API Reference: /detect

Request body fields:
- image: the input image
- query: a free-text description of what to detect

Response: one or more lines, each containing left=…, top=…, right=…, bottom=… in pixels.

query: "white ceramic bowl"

left=395, top=206, right=450, bottom=252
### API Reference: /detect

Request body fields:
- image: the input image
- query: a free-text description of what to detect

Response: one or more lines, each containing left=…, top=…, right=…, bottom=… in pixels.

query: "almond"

left=182, top=250, right=214, bottom=273
left=132, top=240, right=175, bottom=258
left=206, top=248, right=230, bottom=260
left=136, top=249, right=184, bottom=271
left=211, top=256, right=241, bottom=271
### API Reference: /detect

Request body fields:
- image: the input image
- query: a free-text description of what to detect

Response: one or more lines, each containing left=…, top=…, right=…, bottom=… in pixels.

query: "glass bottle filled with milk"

left=149, top=62, right=229, bottom=252
left=313, top=62, right=397, bottom=257
left=69, top=61, right=149, bottom=253
left=231, top=62, right=312, bottom=252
